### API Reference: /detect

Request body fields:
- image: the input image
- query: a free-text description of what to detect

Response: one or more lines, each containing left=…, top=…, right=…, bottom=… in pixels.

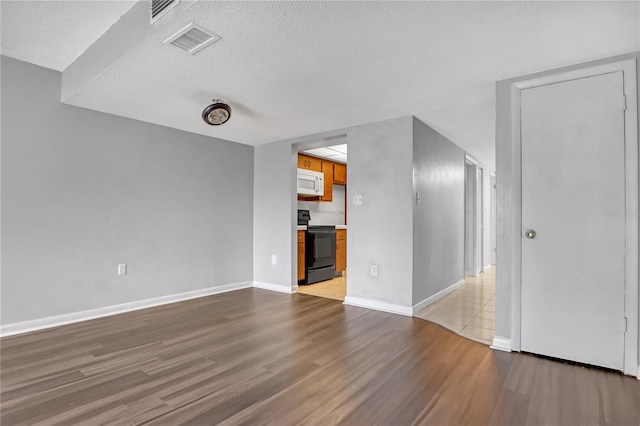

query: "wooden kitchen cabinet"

left=298, top=154, right=322, bottom=172
left=320, top=160, right=333, bottom=202
left=297, top=154, right=346, bottom=202
left=333, top=162, right=347, bottom=185
left=336, top=229, right=346, bottom=273
left=298, top=230, right=306, bottom=281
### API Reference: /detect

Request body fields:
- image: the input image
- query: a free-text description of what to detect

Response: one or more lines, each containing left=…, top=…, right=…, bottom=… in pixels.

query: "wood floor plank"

left=2, top=288, right=639, bottom=425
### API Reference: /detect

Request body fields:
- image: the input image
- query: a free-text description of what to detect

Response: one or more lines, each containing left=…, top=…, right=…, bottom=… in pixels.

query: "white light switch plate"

left=271, top=255, right=277, bottom=265
left=353, top=195, right=363, bottom=205
left=118, top=264, right=127, bottom=275
left=370, top=264, right=378, bottom=277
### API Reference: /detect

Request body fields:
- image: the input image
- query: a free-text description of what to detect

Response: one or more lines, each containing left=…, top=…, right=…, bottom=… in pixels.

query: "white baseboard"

left=483, top=264, right=492, bottom=271
left=412, top=279, right=465, bottom=314
left=253, top=281, right=296, bottom=294
left=343, top=296, right=413, bottom=316
left=0, top=281, right=253, bottom=338
left=490, top=336, right=512, bottom=352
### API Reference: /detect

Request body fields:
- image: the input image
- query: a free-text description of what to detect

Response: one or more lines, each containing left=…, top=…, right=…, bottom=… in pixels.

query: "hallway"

left=415, top=267, right=495, bottom=345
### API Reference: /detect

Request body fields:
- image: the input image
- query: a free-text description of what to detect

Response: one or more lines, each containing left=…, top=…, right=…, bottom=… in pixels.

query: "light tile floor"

left=415, top=266, right=495, bottom=345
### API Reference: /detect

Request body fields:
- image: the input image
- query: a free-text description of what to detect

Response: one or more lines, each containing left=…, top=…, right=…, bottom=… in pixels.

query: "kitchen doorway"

left=295, top=137, right=348, bottom=301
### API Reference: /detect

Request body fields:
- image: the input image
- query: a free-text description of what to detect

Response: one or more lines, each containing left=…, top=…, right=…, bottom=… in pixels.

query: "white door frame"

left=491, top=172, right=496, bottom=265
left=478, top=166, right=484, bottom=271
left=465, top=155, right=481, bottom=277
left=505, top=59, right=638, bottom=376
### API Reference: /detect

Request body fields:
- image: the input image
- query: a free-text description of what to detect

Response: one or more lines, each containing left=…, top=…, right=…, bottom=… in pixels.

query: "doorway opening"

left=464, top=157, right=483, bottom=277
left=415, top=154, right=497, bottom=345
left=295, top=137, right=348, bottom=301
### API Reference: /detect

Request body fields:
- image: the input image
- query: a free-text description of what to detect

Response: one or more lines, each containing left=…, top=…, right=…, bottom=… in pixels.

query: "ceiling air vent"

left=151, top=0, right=179, bottom=24
left=163, top=23, right=221, bottom=55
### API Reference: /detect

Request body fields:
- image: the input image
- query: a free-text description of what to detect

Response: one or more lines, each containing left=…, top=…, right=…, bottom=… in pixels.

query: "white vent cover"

left=163, top=23, right=221, bottom=55
left=151, top=0, right=179, bottom=24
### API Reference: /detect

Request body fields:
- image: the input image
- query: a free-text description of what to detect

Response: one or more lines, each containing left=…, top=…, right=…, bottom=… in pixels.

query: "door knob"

left=525, top=230, right=536, bottom=239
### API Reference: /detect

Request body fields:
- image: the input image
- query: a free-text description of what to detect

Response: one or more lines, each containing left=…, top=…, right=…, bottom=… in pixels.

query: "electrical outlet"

left=353, top=194, right=363, bottom=205
left=118, top=264, right=127, bottom=275
left=271, top=255, right=277, bottom=265
left=370, top=264, right=378, bottom=277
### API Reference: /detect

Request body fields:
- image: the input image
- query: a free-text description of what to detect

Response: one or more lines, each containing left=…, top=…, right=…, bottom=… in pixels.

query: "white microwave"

left=297, top=168, right=324, bottom=196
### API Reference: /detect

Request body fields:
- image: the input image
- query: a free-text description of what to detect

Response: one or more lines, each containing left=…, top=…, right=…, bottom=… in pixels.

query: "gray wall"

left=412, top=117, right=466, bottom=305
left=253, top=141, right=296, bottom=289
left=254, top=115, right=484, bottom=310
left=347, top=117, right=414, bottom=307
left=253, top=117, right=415, bottom=308
left=495, top=52, right=640, bottom=351
left=1, top=56, right=254, bottom=325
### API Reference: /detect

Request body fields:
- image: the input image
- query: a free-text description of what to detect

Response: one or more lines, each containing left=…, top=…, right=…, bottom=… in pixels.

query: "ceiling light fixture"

left=202, top=100, right=232, bottom=126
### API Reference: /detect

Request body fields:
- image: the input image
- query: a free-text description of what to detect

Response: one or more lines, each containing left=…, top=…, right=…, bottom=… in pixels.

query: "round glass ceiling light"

left=202, top=100, right=232, bottom=125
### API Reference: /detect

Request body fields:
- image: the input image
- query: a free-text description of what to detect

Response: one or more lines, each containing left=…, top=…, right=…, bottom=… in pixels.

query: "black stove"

left=297, top=210, right=336, bottom=285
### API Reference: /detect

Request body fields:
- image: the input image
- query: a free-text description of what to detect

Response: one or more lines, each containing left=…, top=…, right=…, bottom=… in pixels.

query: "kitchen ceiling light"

left=202, top=100, right=231, bottom=126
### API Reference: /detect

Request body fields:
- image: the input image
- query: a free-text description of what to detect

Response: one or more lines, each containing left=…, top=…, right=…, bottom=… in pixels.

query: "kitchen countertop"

left=297, top=225, right=347, bottom=230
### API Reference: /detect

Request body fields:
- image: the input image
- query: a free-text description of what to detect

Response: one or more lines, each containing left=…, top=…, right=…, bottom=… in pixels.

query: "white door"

left=521, top=71, right=626, bottom=370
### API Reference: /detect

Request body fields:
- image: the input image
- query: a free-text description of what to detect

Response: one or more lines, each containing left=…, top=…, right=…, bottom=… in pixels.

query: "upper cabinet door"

left=320, top=161, right=333, bottom=202
left=333, top=163, right=346, bottom=185
left=298, top=154, right=322, bottom=172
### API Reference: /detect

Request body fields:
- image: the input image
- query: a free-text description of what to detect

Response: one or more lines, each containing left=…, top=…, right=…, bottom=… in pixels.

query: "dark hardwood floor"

left=1, top=288, right=639, bottom=425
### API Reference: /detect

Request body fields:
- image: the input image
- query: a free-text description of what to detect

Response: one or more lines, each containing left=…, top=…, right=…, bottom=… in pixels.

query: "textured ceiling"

left=2, top=1, right=639, bottom=169
left=1, top=0, right=136, bottom=71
